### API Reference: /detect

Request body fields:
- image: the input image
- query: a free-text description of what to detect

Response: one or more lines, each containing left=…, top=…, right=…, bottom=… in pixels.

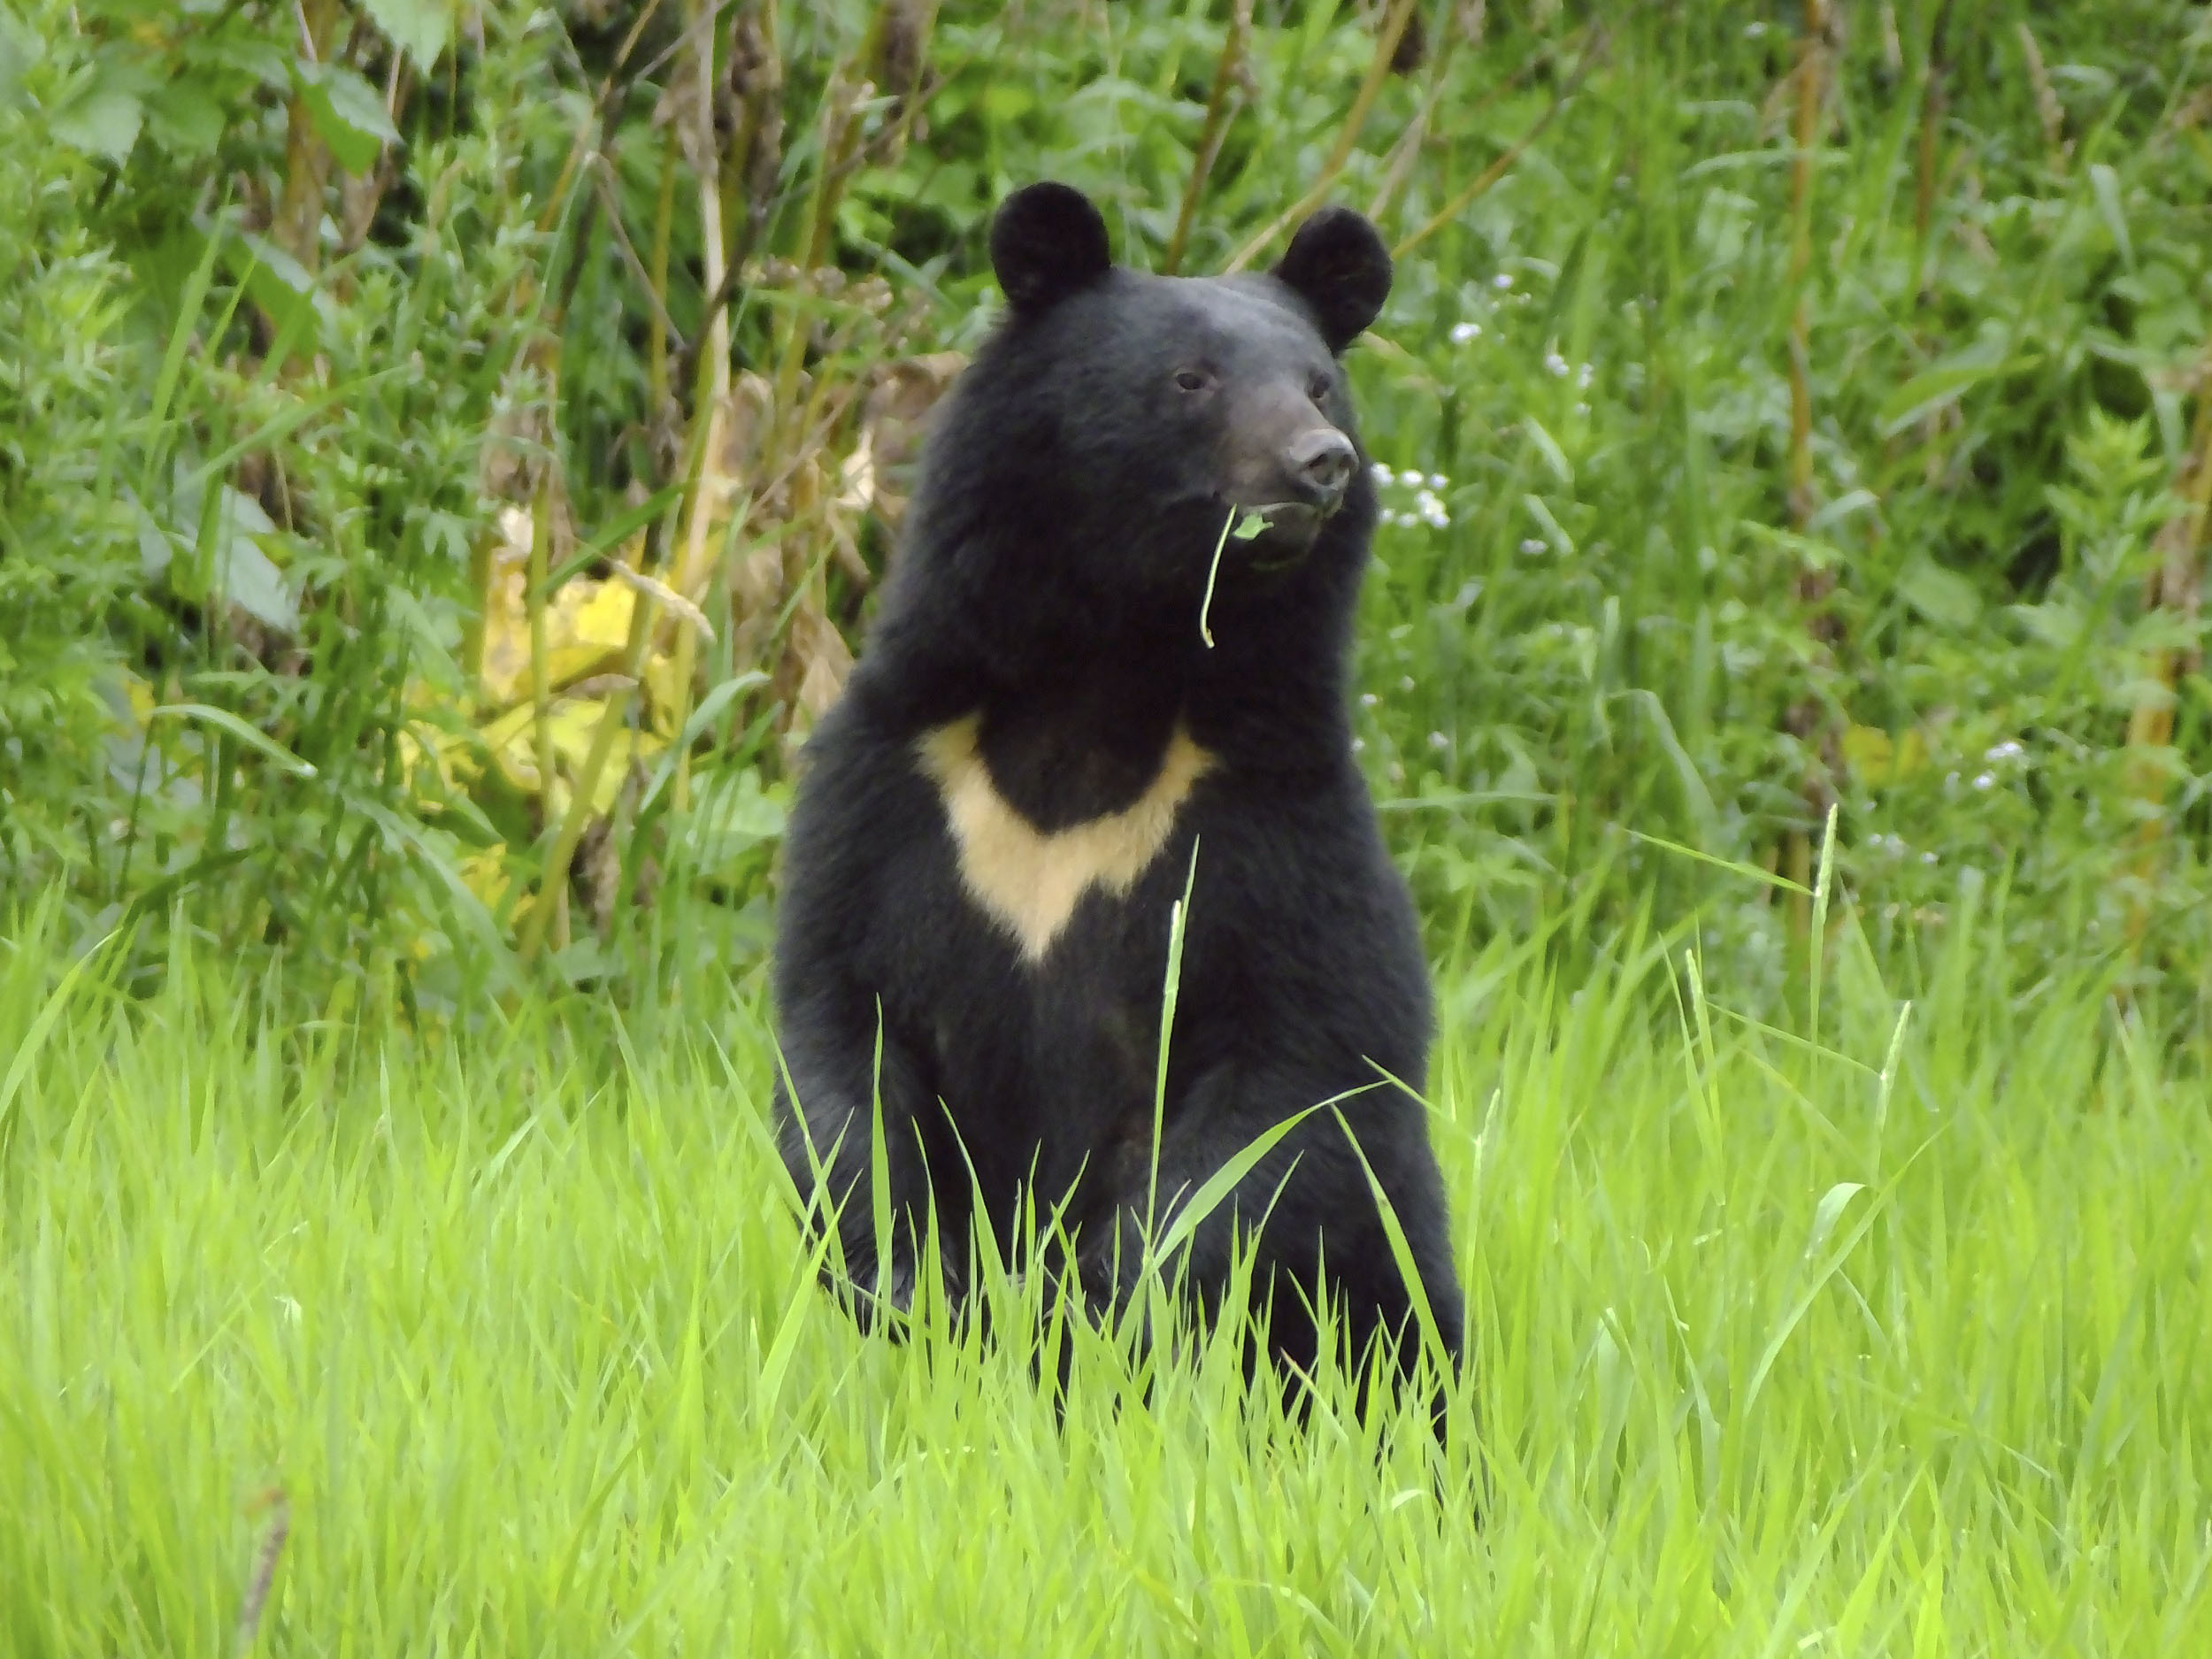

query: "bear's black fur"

left=772, top=182, right=1463, bottom=1402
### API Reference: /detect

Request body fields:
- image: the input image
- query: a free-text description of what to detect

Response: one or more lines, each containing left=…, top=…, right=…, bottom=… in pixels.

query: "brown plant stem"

left=516, top=577, right=666, bottom=966
left=1782, top=0, right=1833, bottom=941
left=1164, top=0, right=1254, bottom=275
left=1914, top=0, right=1953, bottom=262
left=648, top=122, right=680, bottom=417
left=1222, top=0, right=1420, bottom=273
left=234, top=1487, right=289, bottom=1651
left=526, top=482, right=568, bottom=952
left=1391, top=14, right=1619, bottom=262
left=2125, top=359, right=2212, bottom=940
left=1365, top=6, right=1490, bottom=234
left=666, top=0, right=736, bottom=814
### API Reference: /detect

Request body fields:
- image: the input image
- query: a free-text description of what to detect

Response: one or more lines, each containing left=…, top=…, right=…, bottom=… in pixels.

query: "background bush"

left=2, top=0, right=2208, bottom=1038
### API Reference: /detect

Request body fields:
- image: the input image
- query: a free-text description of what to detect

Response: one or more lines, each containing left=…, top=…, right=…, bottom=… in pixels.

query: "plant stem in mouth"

left=1199, top=509, right=1267, bottom=648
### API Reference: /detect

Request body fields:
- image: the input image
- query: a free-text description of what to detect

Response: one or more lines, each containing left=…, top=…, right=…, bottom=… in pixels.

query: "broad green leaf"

left=2089, top=163, right=2132, bottom=270
left=294, top=60, right=397, bottom=173
left=1895, top=556, right=1981, bottom=632
left=217, top=534, right=298, bottom=633
left=1522, top=416, right=1573, bottom=485
left=148, top=703, right=316, bottom=777
left=0, top=9, right=42, bottom=108
left=142, top=78, right=227, bottom=157
left=217, top=229, right=334, bottom=357
left=51, top=85, right=143, bottom=161
left=1878, top=348, right=2035, bottom=436
left=361, top=0, right=454, bottom=69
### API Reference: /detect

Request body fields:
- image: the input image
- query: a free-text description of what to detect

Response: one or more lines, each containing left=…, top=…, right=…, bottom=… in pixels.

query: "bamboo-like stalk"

left=517, top=581, right=665, bottom=966
left=1914, top=0, right=1952, bottom=262
left=666, top=0, right=736, bottom=814
left=2124, top=358, right=2212, bottom=940
left=526, top=481, right=568, bottom=952
left=1221, top=0, right=1420, bottom=273
left=648, top=124, right=680, bottom=418
left=273, top=0, right=344, bottom=273
left=721, top=0, right=785, bottom=278
left=2016, top=22, right=2069, bottom=173
left=1365, top=6, right=1484, bottom=235
left=1163, top=0, right=1254, bottom=275
left=1782, top=0, right=1830, bottom=940
left=1785, top=0, right=1824, bottom=531
left=1391, top=14, right=1620, bottom=261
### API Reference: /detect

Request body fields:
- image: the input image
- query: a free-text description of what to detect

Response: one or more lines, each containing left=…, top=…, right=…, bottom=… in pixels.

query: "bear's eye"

left=1174, top=369, right=1210, bottom=394
left=1307, top=372, right=1333, bottom=403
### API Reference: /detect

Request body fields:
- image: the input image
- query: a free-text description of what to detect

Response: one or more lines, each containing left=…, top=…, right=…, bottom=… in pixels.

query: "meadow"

left=5, top=0, right=2212, bottom=1650
left=4, top=886, right=2209, bottom=1653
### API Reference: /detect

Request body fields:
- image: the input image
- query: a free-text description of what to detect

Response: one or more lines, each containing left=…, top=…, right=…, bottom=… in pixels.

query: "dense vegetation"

left=5, top=0, right=2208, bottom=1029
left=8, top=4, right=2212, bottom=1648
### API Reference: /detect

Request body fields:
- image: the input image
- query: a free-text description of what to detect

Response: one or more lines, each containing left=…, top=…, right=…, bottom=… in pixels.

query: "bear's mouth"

left=1239, top=501, right=1326, bottom=564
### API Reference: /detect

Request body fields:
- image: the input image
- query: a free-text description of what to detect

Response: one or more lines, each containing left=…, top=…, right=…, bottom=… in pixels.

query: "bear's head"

left=894, top=184, right=1392, bottom=651
left=987, top=182, right=1387, bottom=559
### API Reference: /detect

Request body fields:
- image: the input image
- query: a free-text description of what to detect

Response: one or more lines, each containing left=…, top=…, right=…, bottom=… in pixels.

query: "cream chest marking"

left=914, top=714, right=1215, bottom=963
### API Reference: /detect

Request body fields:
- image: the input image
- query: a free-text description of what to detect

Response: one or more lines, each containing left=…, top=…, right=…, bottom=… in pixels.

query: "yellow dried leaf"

left=476, top=501, right=640, bottom=707
left=480, top=703, right=543, bottom=793
left=566, top=580, right=635, bottom=655
left=642, top=649, right=686, bottom=738
left=1841, top=724, right=1893, bottom=784
left=476, top=697, right=663, bottom=816
left=458, top=844, right=511, bottom=910
left=1842, top=724, right=1929, bottom=787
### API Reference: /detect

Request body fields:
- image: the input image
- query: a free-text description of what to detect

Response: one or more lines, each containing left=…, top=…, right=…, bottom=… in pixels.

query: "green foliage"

left=0, top=0, right=2208, bottom=1027
left=0, top=124, right=139, bottom=893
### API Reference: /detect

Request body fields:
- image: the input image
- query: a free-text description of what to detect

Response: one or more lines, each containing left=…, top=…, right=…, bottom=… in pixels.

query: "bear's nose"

left=1286, top=428, right=1356, bottom=511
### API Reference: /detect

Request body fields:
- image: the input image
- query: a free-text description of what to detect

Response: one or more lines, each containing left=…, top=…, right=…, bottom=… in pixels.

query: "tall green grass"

left=5, top=888, right=2206, bottom=1655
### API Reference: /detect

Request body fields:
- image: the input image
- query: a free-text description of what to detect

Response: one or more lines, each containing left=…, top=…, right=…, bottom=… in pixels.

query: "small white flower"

left=1427, top=472, right=1448, bottom=490
left=1984, top=740, right=2025, bottom=763
left=1973, top=772, right=1996, bottom=790
left=1545, top=351, right=1570, bottom=378
left=1493, top=272, right=1513, bottom=290
left=1519, top=537, right=1548, bottom=555
left=1577, top=363, right=1594, bottom=388
left=1423, top=506, right=1451, bottom=528
left=1361, top=692, right=1379, bottom=708
left=1350, top=736, right=1366, bottom=754
left=1398, top=675, right=1416, bottom=692
left=1371, top=463, right=1395, bottom=487
left=1573, top=402, right=1590, bottom=417
left=1745, top=19, right=1768, bottom=36
left=1427, top=731, right=1449, bottom=751
left=1921, top=851, right=1939, bottom=864
left=1449, top=321, right=1482, bottom=344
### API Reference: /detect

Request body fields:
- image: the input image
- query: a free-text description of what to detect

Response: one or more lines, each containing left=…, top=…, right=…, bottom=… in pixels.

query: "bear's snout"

left=1285, top=428, right=1357, bottom=512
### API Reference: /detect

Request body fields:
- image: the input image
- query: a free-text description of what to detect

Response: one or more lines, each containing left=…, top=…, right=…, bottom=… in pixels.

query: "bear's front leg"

left=773, top=976, right=964, bottom=1331
left=1079, top=1057, right=1463, bottom=1392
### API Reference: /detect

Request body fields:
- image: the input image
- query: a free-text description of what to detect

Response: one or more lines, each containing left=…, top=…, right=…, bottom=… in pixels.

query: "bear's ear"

left=1272, top=207, right=1393, bottom=352
left=990, top=183, right=1113, bottom=312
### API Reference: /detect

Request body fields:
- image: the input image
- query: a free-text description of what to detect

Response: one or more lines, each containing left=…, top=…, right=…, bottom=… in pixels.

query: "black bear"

left=772, top=182, right=1463, bottom=1403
